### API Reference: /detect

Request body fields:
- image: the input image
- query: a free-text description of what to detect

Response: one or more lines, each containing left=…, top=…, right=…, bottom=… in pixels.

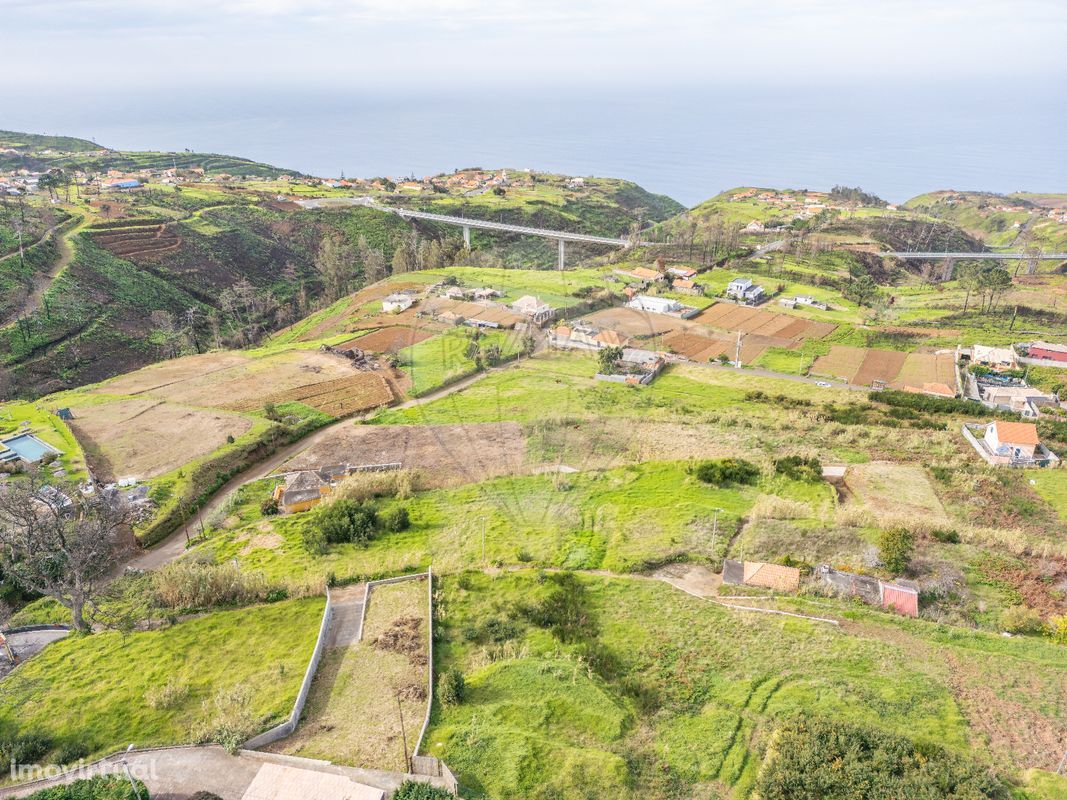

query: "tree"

left=0, top=474, right=128, bottom=631
left=317, top=499, right=377, bottom=546
left=878, top=527, right=914, bottom=574
left=979, top=266, right=1012, bottom=312
left=316, top=230, right=356, bottom=302
left=957, top=261, right=983, bottom=313
left=597, top=346, right=622, bottom=375
left=357, top=235, right=388, bottom=283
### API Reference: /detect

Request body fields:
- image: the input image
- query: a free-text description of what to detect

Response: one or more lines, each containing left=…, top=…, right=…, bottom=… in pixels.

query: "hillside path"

left=0, top=215, right=83, bottom=328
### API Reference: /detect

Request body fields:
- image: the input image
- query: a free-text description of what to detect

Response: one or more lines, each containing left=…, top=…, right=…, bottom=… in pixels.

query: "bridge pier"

left=462, top=226, right=471, bottom=250
left=558, top=238, right=565, bottom=271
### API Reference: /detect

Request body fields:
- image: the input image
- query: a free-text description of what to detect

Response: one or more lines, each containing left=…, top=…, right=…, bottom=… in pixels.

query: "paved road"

left=0, top=628, right=69, bottom=679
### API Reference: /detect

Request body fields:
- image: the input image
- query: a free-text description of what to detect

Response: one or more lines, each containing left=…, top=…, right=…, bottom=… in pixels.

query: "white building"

left=511, top=295, right=555, bottom=325
left=628, top=295, right=681, bottom=315
left=381, top=293, right=414, bottom=313
left=726, top=277, right=766, bottom=305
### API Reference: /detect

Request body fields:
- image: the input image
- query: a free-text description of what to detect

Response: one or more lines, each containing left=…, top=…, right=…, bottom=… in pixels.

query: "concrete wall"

left=245, top=589, right=333, bottom=749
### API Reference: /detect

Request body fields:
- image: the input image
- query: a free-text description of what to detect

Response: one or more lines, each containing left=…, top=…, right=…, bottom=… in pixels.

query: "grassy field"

left=0, top=598, right=324, bottom=758
left=424, top=570, right=1067, bottom=800
left=401, top=328, right=525, bottom=397
left=189, top=461, right=832, bottom=582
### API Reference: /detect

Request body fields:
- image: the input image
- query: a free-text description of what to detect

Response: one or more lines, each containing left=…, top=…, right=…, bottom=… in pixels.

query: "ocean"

left=4, top=82, right=1064, bottom=207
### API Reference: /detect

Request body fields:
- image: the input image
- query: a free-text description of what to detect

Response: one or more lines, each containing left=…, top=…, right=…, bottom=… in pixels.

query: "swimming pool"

left=0, top=434, right=61, bottom=463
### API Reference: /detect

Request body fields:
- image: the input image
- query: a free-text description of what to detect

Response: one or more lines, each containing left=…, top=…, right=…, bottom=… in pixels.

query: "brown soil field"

left=340, top=327, right=434, bottom=353
left=584, top=307, right=688, bottom=338
left=891, top=352, right=957, bottom=391
left=693, top=303, right=834, bottom=340
left=811, top=346, right=869, bottom=382
left=69, top=398, right=252, bottom=481
left=111, top=351, right=358, bottom=409
left=227, top=372, right=395, bottom=417
left=661, top=330, right=733, bottom=361
left=281, top=422, right=528, bottom=488
left=851, top=349, right=908, bottom=386
left=92, top=352, right=252, bottom=396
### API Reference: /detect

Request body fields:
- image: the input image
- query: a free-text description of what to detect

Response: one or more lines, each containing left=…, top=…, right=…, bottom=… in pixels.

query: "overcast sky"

left=4, top=0, right=1066, bottom=91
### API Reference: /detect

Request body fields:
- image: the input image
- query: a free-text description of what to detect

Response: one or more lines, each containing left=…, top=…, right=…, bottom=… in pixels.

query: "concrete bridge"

left=883, top=251, right=1067, bottom=260
left=294, top=196, right=647, bottom=269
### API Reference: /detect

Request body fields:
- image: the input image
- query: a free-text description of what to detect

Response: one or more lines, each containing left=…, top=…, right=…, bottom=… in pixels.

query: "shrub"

left=332, top=469, right=421, bottom=502
left=755, top=718, right=1008, bottom=799
left=774, top=455, right=822, bottom=482
left=144, top=676, right=191, bottom=710
left=393, top=781, right=454, bottom=800
left=302, top=526, right=328, bottom=555
left=25, top=775, right=148, bottom=799
left=195, top=685, right=258, bottom=752
left=152, top=560, right=271, bottom=609
left=520, top=571, right=596, bottom=643
left=1000, top=605, right=1045, bottom=635
left=438, top=668, right=466, bottom=707
left=318, top=499, right=378, bottom=545
left=693, top=458, right=760, bottom=486
left=259, top=497, right=279, bottom=516
left=878, top=527, right=915, bottom=574
left=930, top=528, right=960, bottom=544
left=0, top=732, right=51, bottom=766
left=378, top=506, right=411, bottom=533
left=463, top=616, right=520, bottom=644
left=1048, top=615, right=1067, bottom=646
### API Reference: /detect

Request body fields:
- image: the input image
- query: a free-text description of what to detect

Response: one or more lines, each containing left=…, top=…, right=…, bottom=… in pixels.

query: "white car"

left=815, top=381, right=832, bottom=388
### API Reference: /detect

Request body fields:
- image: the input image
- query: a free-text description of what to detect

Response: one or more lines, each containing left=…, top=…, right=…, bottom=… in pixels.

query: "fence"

left=244, top=588, right=333, bottom=749
left=356, top=568, right=459, bottom=795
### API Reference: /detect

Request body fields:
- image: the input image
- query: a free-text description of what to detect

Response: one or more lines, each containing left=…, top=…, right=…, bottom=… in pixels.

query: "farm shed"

left=722, top=559, right=801, bottom=592
left=1027, top=341, right=1067, bottom=363
left=881, top=581, right=919, bottom=617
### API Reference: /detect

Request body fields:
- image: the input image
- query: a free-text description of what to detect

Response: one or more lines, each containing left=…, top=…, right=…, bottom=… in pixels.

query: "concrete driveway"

left=0, top=746, right=445, bottom=799
left=0, top=628, right=70, bottom=679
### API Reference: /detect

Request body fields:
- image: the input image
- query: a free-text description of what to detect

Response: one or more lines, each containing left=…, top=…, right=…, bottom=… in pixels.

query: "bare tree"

left=0, top=475, right=128, bottom=631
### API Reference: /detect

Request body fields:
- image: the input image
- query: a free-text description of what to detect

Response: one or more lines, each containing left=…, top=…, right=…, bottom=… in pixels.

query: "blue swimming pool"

left=1, top=434, right=60, bottom=463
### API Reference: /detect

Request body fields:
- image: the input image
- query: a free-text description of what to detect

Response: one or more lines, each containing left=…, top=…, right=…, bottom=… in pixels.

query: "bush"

left=693, top=458, right=760, bottom=486
left=878, top=528, right=915, bottom=575
left=25, top=775, right=148, bottom=800
left=195, top=685, right=258, bottom=752
left=1048, top=615, right=1067, bottom=646
left=302, top=526, right=328, bottom=555
left=393, top=781, right=454, bottom=800
left=378, top=506, right=411, bottom=532
left=259, top=497, right=279, bottom=516
left=152, top=560, right=271, bottom=609
left=463, top=616, right=519, bottom=644
left=438, top=668, right=466, bottom=707
left=144, top=676, right=191, bottom=710
left=755, top=718, right=1008, bottom=800
left=1000, top=605, right=1045, bottom=635
left=774, top=455, right=822, bottom=482
left=0, top=732, right=51, bottom=766
left=318, top=499, right=378, bottom=545
left=332, top=469, right=421, bottom=502
left=930, top=528, right=960, bottom=544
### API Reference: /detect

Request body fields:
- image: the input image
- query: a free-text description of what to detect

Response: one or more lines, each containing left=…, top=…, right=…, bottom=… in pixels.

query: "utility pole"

left=122, top=745, right=144, bottom=800
left=395, top=689, right=410, bottom=771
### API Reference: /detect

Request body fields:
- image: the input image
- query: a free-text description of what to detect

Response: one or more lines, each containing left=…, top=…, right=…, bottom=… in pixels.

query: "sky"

left=4, top=0, right=1066, bottom=91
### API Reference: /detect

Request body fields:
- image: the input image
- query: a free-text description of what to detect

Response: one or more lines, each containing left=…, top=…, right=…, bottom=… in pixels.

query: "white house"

left=726, top=277, right=766, bottom=305
left=628, top=295, right=681, bottom=315
left=971, top=345, right=1018, bottom=371
left=511, top=295, right=555, bottom=325
left=983, top=420, right=1040, bottom=461
left=381, top=293, right=414, bottom=313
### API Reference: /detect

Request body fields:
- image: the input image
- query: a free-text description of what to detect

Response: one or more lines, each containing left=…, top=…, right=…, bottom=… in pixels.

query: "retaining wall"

left=245, top=589, right=333, bottom=749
